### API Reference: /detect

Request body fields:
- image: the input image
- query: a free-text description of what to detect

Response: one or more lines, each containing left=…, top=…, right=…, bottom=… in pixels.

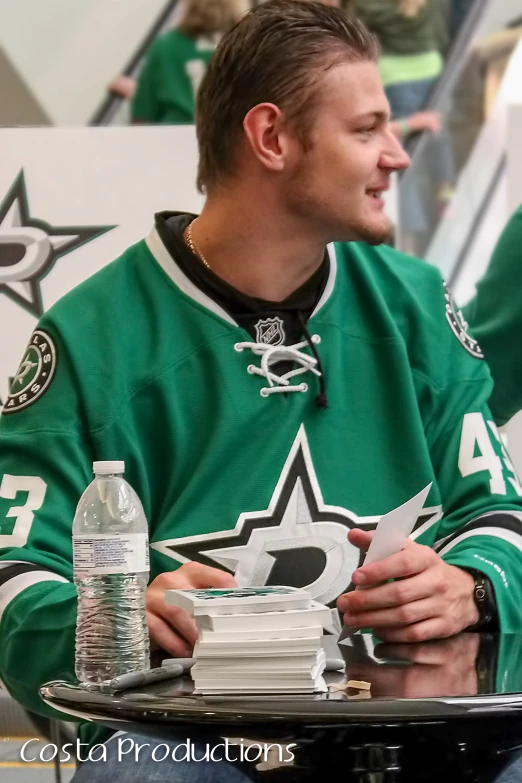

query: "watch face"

left=475, top=584, right=487, bottom=601
left=473, top=573, right=495, bottom=627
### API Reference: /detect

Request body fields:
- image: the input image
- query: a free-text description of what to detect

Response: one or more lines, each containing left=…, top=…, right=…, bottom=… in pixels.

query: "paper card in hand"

left=363, top=483, right=432, bottom=566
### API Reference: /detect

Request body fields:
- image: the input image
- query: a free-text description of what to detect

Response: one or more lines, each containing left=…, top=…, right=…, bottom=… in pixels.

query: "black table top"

left=41, top=632, right=522, bottom=732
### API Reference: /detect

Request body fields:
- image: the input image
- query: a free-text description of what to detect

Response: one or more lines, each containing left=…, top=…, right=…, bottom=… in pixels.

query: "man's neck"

left=189, top=187, right=327, bottom=302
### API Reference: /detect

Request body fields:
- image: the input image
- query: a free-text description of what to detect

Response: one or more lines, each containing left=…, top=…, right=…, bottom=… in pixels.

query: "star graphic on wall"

left=0, top=170, right=115, bottom=317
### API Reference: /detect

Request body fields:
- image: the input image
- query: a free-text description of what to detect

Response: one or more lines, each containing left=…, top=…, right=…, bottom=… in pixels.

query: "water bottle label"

left=73, top=533, right=149, bottom=576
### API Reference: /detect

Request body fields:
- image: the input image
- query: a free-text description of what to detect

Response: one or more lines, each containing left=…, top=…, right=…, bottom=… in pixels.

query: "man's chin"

left=351, top=216, right=394, bottom=246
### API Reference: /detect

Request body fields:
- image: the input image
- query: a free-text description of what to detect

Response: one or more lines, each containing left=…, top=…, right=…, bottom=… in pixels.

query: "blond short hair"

left=178, top=0, right=249, bottom=37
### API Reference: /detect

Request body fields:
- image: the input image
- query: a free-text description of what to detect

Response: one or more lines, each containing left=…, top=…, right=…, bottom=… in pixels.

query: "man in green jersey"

left=463, top=205, right=522, bottom=427
left=2, top=2, right=522, bottom=780
left=131, top=0, right=247, bottom=124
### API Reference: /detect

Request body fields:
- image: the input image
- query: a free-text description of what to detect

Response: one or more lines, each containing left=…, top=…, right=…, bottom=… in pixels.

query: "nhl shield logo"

left=254, top=316, right=286, bottom=346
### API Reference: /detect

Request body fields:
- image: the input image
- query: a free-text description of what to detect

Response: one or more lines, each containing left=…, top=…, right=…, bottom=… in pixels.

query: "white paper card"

left=363, top=484, right=432, bottom=566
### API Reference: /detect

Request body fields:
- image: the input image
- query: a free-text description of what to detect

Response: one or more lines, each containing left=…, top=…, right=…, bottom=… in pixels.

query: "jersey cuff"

left=0, top=561, right=69, bottom=623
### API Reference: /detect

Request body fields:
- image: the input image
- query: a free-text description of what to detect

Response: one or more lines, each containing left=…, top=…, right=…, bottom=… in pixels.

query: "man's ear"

left=243, top=103, right=291, bottom=172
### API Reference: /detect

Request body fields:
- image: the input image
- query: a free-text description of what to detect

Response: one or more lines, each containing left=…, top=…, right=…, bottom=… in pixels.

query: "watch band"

left=465, top=568, right=497, bottom=630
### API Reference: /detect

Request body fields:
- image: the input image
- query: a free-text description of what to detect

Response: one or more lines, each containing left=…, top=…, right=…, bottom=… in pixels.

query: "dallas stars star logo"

left=152, top=427, right=442, bottom=606
left=0, top=170, right=115, bottom=317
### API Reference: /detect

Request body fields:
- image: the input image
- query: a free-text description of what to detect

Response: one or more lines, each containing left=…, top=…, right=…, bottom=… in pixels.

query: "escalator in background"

left=0, top=0, right=180, bottom=127
left=396, top=0, right=522, bottom=292
left=90, top=0, right=180, bottom=126
left=396, top=0, right=522, bottom=472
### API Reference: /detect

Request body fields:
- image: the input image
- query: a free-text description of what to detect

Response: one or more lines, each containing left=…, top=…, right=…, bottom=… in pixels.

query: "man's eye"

left=358, top=127, right=376, bottom=137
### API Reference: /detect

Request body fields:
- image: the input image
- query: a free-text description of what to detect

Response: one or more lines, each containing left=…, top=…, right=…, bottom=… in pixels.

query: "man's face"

left=282, top=60, right=410, bottom=244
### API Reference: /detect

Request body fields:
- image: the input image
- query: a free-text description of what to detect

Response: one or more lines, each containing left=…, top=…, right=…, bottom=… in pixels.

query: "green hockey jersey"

left=2, top=216, right=522, bottom=746
left=131, top=30, right=216, bottom=124
left=463, top=205, right=522, bottom=426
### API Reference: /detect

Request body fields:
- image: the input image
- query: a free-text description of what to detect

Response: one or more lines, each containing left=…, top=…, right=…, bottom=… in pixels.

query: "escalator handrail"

left=447, top=154, right=506, bottom=288
left=90, top=0, right=179, bottom=126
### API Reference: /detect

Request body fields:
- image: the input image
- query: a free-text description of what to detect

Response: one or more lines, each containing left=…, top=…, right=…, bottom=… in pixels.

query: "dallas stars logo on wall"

left=152, top=427, right=442, bottom=606
left=0, top=170, right=115, bottom=317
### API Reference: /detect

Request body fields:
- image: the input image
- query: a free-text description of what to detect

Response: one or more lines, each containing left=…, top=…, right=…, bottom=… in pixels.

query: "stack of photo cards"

left=164, top=586, right=330, bottom=695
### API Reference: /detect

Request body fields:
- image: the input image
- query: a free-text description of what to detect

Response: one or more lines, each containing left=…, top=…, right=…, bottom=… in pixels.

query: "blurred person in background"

left=349, top=0, right=454, bottom=248
left=310, top=0, right=443, bottom=140
left=352, top=0, right=444, bottom=119
left=110, top=0, right=249, bottom=124
left=463, top=205, right=522, bottom=428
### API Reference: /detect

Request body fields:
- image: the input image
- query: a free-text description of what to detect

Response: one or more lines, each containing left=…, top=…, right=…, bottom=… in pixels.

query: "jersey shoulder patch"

left=3, top=329, right=57, bottom=414
left=443, top=282, right=484, bottom=360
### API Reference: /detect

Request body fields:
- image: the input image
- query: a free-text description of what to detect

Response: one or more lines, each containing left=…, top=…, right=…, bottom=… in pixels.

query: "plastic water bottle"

left=73, top=461, right=150, bottom=687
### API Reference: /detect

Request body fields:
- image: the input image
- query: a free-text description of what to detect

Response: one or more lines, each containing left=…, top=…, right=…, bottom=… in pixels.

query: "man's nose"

left=380, top=131, right=411, bottom=172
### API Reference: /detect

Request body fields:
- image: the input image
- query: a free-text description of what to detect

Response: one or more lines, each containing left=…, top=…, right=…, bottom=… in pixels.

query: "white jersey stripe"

left=146, top=227, right=338, bottom=325
left=145, top=228, right=237, bottom=326
left=311, top=243, right=337, bottom=318
left=0, top=571, right=69, bottom=623
left=437, top=526, right=522, bottom=559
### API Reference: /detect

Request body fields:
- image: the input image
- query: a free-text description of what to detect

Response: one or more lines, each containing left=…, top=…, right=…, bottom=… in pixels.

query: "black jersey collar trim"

left=145, top=225, right=338, bottom=326
left=146, top=226, right=238, bottom=326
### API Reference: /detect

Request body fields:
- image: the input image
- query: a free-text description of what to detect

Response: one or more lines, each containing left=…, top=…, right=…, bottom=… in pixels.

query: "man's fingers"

left=338, top=570, right=435, bottom=613
left=188, top=565, right=238, bottom=589
left=156, top=564, right=238, bottom=590
left=155, top=603, right=199, bottom=646
left=347, top=528, right=374, bottom=552
left=351, top=541, right=437, bottom=587
left=145, top=563, right=238, bottom=657
left=343, top=597, right=437, bottom=630
left=147, top=612, right=194, bottom=658
left=147, top=586, right=200, bottom=646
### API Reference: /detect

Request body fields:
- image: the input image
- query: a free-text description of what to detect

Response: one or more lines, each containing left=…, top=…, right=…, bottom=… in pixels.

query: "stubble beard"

left=347, top=213, right=394, bottom=246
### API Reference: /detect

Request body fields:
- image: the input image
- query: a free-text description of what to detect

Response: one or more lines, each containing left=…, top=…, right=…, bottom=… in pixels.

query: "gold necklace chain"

left=186, top=219, right=210, bottom=269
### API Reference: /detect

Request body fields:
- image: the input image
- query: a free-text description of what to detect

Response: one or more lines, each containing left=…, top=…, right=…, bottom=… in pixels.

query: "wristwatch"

left=464, top=568, right=498, bottom=630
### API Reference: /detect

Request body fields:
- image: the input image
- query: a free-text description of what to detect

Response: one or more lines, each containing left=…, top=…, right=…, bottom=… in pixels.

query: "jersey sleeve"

left=462, top=206, right=522, bottom=426
left=131, top=42, right=162, bottom=123
left=421, top=280, right=522, bottom=632
left=0, top=322, right=93, bottom=718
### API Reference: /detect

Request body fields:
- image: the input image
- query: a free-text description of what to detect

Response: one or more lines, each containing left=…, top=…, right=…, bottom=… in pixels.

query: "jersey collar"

left=145, top=220, right=338, bottom=326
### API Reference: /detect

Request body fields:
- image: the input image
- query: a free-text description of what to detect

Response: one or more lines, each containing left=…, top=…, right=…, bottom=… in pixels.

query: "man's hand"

left=146, top=563, right=237, bottom=657
left=405, top=110, right=442, bottom=134
left=107, top=75, right=136, bottom=99
left=337, top=529, right=479, bottom=642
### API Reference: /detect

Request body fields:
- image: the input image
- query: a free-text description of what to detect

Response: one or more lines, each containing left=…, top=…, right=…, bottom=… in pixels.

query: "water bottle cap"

left=93, top=460, right=125, bottom=475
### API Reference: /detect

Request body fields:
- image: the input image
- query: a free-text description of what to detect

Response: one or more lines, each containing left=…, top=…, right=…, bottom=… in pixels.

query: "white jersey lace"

left=234, top=336, right=322, bottom=397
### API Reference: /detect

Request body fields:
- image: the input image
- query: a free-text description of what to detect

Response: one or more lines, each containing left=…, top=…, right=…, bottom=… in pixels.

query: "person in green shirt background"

left=352, top=0, right=444, bottom=119
left=130, top=0, right=248, bottom=124
left=349, top=0, right=455, bottom=246
left=464, top=206, right=522, bottom=427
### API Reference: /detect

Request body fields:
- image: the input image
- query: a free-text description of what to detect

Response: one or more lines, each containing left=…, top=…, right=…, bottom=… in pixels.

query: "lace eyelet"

left=300, top=383, right=308, bottom=392
left=234, top=343, right=243, bottom=352
left=247, top=365, right=256, bottom=374
left=311, top=335, right=321, bottom=345
left=260, top=388, right=270, bottom=398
